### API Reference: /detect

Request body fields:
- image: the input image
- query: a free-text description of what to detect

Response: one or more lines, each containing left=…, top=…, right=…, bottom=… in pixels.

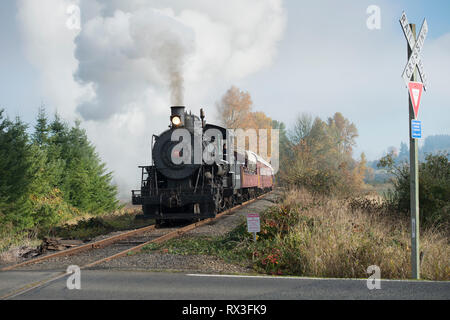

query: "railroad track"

left=0, top=192, right=272, bottom=299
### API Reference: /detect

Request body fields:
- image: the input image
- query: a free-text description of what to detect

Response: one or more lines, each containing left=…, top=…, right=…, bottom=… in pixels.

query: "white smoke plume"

left=75, top=6, right=196, bottom=119
left=17, top=0, right=286, bottom=198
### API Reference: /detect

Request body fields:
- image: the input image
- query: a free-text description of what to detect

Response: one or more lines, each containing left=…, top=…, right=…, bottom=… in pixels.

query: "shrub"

left=378, top=153, right=450, bottom=229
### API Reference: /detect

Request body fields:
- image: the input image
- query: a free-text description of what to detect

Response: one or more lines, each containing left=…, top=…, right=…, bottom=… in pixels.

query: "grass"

left=363, top=182, right=394, bottom=197
left=142, top=223, right=253, bottom=266
left=49, top=207, right=153, bottom=240
left=0, top=223, right=42, bottom=262
left=0, top=224, right=40, bottom=253
left=143, top=188, right=449, bottom=281
left=258, top=189, right=449, bottom=280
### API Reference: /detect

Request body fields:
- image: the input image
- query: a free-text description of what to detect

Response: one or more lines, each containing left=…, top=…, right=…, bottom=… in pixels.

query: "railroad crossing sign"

left=400, top=12, right=428, bottom=90
left=408, top=81, right=424, bottom=119
left=400, top=11, right=429, bottom=280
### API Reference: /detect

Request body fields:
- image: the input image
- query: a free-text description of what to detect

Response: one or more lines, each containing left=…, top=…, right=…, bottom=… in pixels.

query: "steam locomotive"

left=131, top=106, right=274, bottom=224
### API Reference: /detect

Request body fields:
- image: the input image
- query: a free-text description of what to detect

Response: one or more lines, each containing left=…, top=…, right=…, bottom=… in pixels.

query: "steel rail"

left=0, top=224, right=156, bottom=272
left=1, top=192, right=271, bottom=272
left=0, top=192, right=272, bottom=300
left=82, top=192, right=270, bottom=268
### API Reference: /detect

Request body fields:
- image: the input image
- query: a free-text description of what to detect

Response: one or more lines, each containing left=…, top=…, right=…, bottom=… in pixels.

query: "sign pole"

left=408, top=23, right=420, bottom=279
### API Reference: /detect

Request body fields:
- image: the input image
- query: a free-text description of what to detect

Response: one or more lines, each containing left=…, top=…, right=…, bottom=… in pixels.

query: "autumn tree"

left=216, top=86, right=275, bottom=160
left=327, top=112, right=358, bottom=156
left=280, top=112, right=366, bottom=196
left=290, top=113, right=313, bottom=145
left=216, top=86, right=253, bottom=129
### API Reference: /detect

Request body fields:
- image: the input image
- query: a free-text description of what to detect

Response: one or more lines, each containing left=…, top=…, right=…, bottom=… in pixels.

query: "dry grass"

left=265, top=188, right=449, bottom=280
left=0, top=224, right=41, bottom=263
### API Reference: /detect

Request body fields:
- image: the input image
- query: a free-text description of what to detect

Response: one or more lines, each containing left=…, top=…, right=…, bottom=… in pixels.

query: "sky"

left=0, top=0, right=449, bottom=198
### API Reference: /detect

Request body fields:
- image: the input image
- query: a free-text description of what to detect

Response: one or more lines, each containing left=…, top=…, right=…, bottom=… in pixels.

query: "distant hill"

left=421, top=134, right=450, bottom=157
left=370, top=134, right=450, bottom=167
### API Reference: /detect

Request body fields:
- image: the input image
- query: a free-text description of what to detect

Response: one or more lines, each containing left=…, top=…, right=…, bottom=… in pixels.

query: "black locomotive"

left=131, top=106, right=273, bottom=224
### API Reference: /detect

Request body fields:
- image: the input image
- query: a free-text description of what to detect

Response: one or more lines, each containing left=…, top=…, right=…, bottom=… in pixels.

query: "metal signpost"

left=399, top=11, right=428, bottom=279
left=247, top=213, right=260, bottom=242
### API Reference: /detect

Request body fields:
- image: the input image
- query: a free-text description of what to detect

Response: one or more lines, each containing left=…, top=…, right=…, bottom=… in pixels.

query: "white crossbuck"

left=399, top=12, right=428, bottom=90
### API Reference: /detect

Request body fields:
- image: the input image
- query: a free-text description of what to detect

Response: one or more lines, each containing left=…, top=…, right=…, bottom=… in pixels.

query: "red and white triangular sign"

left=408, top=81, right=423, bottom=119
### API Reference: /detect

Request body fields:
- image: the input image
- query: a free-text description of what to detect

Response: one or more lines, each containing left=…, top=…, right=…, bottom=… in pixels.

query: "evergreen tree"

left=1, top=108, right=119, bottom=234
left=30, top=109, right=64, bottom=196
left=59, top=120, right=119, bottom=213
left=33, top=105, right=50, bottom=147
left=0, top=110, right=35, bottom=229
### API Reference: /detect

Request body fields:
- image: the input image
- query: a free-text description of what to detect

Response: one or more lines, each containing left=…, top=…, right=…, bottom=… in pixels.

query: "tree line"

left=0, top=107, right=119, bottom=234
left=215, top=85, right=448, bottom=229
left=216, top=86, right=366, bottom=196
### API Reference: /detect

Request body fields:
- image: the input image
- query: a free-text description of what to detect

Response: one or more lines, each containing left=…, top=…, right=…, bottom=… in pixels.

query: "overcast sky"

left=0, top=0, right=449, bottom=197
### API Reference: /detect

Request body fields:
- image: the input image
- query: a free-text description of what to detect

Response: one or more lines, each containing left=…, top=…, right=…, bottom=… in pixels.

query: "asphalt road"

left=1, top=270, right=449, bottom=300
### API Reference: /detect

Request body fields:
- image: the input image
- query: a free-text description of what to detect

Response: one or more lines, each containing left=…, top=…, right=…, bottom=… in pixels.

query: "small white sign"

left=247, top=213, right=260, bottom=233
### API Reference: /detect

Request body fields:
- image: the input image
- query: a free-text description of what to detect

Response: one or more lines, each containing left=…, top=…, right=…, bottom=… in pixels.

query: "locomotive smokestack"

left=200, top=108, right=205, bottom=128
left=170, top=106, right=185, bottom=127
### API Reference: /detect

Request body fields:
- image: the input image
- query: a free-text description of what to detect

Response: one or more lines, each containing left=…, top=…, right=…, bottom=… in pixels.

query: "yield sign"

left=408, top=81, right=423, bottom=119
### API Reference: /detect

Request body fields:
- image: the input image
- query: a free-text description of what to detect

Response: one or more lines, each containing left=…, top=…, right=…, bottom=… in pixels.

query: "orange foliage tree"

left=216, top=86, right=274, bottom=160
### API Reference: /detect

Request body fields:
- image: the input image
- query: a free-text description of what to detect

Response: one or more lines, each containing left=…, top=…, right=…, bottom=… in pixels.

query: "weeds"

left=145, top=188, right=449, bottom=280
left=143, top=223, right=254, bottom=266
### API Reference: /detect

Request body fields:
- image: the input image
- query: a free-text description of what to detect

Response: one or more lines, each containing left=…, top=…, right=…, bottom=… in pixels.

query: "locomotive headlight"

left=171, top=116, right=181, bottom=126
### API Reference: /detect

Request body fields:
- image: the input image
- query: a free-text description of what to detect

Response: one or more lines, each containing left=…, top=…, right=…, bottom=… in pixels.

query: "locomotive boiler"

left=132, top=106, right=274, bottom=224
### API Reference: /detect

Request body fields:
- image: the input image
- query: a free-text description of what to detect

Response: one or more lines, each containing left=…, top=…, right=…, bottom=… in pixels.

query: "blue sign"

left=411, top=120, right=422, bottom=139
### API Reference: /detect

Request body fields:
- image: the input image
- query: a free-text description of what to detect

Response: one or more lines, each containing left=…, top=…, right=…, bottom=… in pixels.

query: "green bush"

left=378, top=153, right=450, bottom=228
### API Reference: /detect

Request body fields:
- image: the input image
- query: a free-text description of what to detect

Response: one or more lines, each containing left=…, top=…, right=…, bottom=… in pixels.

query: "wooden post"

left=408, top=23, right=420, bottom=279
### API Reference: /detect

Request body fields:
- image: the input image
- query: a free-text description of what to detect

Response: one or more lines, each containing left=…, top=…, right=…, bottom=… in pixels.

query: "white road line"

left=186, top=273, right=449, bottom=283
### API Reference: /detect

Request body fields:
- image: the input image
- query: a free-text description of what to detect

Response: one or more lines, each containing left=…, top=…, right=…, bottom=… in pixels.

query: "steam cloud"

left=75, top=6, right=195, bottom=119
left=17, top=0, right=286, bottom=198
